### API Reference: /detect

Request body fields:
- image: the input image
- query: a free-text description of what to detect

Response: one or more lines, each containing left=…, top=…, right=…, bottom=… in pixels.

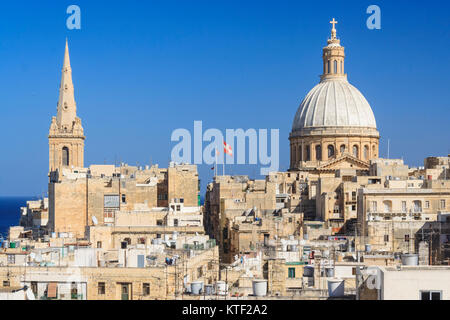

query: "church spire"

left=49, top=40, right=85, bottom=172
left=321, top=18, right=346, bottom=82
left=56, top=39, right=77, bottom=130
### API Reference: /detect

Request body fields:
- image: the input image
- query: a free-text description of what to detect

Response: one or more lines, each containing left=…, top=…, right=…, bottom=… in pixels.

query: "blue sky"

left=0, top=0, right=449, bottom=197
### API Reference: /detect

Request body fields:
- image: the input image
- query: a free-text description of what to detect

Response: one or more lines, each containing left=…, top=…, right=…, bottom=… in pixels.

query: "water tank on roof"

left=252, top=279, right=267, bottom=297
left=401, top=254, right=418, bottom=266
left=204, top=284, right=214, bottom=295
left=215, top=281, right=227, bottom=295
left=328, top=279, right=345, bottom=297
left=303, top=265, right=314, bottom=277
left=325, top=267, right=335, bottom=277
left=191, top=281, right=203, bottom=295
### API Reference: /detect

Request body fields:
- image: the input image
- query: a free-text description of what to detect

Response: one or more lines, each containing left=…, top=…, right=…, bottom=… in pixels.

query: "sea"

left=0, top=196, right=34, bottom=238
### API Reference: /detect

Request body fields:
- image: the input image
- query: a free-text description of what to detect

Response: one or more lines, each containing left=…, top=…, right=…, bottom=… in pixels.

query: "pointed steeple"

left=49, top=39, right=85, bottom=172
left=56, top=39, right=77, bottom=130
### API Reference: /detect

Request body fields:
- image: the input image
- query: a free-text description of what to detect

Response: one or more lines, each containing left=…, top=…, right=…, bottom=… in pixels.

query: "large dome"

left=292, top=78, right=377, bottom=132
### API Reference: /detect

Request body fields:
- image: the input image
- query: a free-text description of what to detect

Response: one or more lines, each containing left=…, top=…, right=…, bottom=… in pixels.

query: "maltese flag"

left=223, top=141, right=233, bottom=156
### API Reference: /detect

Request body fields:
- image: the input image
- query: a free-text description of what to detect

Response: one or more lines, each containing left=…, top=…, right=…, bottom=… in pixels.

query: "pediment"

left=317, top=154, right=370, bottom=171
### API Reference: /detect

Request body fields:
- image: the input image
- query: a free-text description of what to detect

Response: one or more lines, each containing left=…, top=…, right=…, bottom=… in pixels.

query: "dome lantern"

left=321, top=18, right=346, bottom=82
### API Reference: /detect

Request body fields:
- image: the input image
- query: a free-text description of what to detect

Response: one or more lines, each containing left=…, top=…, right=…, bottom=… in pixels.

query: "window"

left=31, top=282, right=38, bottom=295
left=7, top=254, right=15, bottom=265
left=402, top=201, right=407, bottom=213
left=143, top=283, right=150, bottom=296
left=3, top=281, right=10, bottom=287
left=364, top=145, right=369, bottom=159
left=288, top=267, right=296, bottom=278
left=70, top=282, right=78, bottom=300
left=340, top=144, right=346, bottom=154
left=315, top=145, right=322, bottom=161
left=97, top=241, right=102, bottom=248
left=352, top=191, right=356, bottom=201
left=121, top=283, right=130, bottom=300
left=157, top=220, right=163, bottom=226
left=98, top=282, right=105, bottom=295
left=197, top=266, right=203, bottom=278
left=371, top=201, right=377, bottom=212
left=405, top=234, right=410, bottom=242
left=383, top=201, right=392, bottom=213
left=413, top=200, right=422, bottom=213
left=327, top=60, right=331, bottom=74
left=328, top=145, right=335, bottom=158
left=353, top=145, right=359, bottom=158
left=121, top=194, right=126, bottom=203
left=421, top=290, right=441, bottom=300
left=425, top=201, right=430, bottom=209
left=333, top=60, right=337, bottom=73
left=62, top=146, right=69, bottom=166
left=305, top=146, right=311, bottom=161
left=441, top=199, right=446, bottom=209
left=292, top=145, right=296, bottom=165
left=174, top=219, right=178, bottom=227
left=384, top=234, right=389, bottom=242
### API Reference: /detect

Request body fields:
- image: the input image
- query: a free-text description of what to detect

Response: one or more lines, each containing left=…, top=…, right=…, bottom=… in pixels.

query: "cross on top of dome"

left=329, top=18, right=338, bottom=40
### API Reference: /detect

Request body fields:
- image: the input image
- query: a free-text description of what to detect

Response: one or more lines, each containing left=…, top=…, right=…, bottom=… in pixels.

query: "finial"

left=329, top=18, right=338, bottom=40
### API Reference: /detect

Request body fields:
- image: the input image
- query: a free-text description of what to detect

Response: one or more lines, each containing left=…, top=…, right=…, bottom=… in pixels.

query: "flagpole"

left=215, top=148, right=218, bottom=178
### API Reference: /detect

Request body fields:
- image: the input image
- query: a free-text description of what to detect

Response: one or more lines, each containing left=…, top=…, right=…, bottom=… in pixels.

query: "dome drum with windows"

left=289, top=19, right=379, bottom=170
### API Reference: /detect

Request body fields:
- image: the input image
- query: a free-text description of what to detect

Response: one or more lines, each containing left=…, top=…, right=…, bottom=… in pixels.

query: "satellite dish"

left=92, top=216, right=98, bottom=226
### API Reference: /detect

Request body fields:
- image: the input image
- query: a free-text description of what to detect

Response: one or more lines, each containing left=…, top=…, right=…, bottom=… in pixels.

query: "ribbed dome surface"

left=292, top=79, right=377, bottom=131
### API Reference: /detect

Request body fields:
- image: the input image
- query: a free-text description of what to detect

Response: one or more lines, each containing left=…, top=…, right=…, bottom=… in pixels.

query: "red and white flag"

left=223, top=141, right=233, bottom=156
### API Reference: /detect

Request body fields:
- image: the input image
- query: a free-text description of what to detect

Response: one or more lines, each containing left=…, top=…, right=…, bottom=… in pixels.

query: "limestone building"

left=48, top=40, right=85, bottom=172
left=289, top=19, right=379, bottom=171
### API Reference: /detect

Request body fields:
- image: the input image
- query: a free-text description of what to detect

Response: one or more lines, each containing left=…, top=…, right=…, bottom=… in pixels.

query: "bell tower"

left=48, top=39, right=85, bottom=172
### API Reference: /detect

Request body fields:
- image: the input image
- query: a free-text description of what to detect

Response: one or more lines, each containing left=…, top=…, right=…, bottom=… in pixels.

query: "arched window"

left=352, top=145, right=359, bottom=158
left=364, top=145, right=369, bottom=159
left=298, top=146, right=302, bottom=162
left=333, top=60, right=337, bottom=73
left=292, top=146, right=296, bottom=165
left=340, top=144, right=346, bottom=154
left=315, top=145, right=322, bottom=161
left=340, top=61, right=343, bottom=74
left=372, top=145, right=377, bottom=158
left=327, top=60, right=331, bottom=74
left=305, top=146, right=311, bottom=161
left=62, top=147, right=69, bottom=166
left=327, top=145, right=335, bottom=158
